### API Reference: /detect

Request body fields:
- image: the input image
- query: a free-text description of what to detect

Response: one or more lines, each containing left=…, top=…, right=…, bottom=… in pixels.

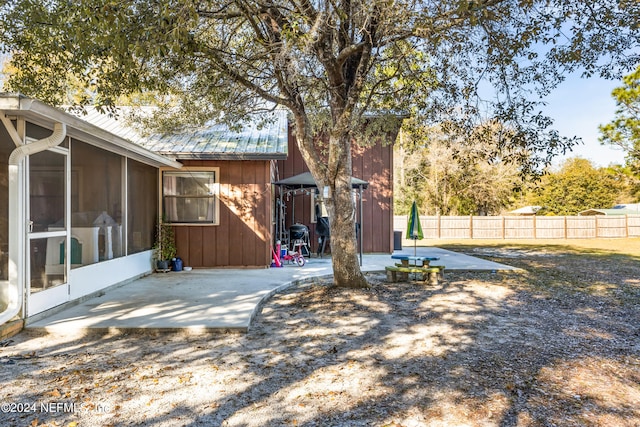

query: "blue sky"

left=541, top=73, right=627, bottom=168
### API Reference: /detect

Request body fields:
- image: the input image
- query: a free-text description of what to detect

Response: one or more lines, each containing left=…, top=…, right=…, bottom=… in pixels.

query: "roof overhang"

left=0, top=94, right=182, bottom=169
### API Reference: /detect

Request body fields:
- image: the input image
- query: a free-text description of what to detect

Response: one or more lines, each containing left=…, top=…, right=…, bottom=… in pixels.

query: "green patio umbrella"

left=406, top=201, right=424, bottom=256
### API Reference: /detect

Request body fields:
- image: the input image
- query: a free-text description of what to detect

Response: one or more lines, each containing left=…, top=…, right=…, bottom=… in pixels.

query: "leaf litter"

left=0, top=245, right=638, bottom=426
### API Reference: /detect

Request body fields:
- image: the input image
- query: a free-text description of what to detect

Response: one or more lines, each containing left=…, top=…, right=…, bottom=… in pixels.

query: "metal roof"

left=77, top=107, right=289, bottom=160
left=509, top=205, right=542, bottom=215
left=0, top=94, right=182, bottom=169
left=140, top=110, right=289, bottom=160
left=579, top=208, right=640, bottom=216
left=76, top=107, right=143, bottom=142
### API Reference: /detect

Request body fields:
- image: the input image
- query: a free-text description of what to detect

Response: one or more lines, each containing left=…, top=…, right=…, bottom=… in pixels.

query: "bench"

left=394, top=262, right=445, bottom=276
left=385, top=265, right=443, bottom=285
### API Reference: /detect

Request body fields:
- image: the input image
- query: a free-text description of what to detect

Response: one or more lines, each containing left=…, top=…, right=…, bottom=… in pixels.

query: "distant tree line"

left=396, top=63, right=640, bottom=217
left=394, top=124, right=637, bottom=216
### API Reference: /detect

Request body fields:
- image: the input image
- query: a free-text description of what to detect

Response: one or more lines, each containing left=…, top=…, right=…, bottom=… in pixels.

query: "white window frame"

left=160, top=167, right=220, bottom=226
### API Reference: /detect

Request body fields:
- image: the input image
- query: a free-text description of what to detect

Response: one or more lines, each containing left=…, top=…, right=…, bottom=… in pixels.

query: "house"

left=613, top=203, right=640, bottom=212
left=135, top=110, right=289, bottom=268
left=87, top=109, right=398, bottom=265
left=1, top=94, right=398, bottom=327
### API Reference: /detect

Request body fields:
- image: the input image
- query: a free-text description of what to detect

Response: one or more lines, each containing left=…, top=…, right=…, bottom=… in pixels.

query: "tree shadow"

left=0, top=246, right=639, bottom=426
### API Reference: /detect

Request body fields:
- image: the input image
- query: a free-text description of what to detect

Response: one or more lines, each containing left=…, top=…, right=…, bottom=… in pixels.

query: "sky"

left=541, top=73, right=627, bottom=168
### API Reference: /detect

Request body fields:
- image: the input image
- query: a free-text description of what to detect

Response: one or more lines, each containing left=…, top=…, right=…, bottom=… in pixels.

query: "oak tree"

left=2, top=0, right=638, bottom=287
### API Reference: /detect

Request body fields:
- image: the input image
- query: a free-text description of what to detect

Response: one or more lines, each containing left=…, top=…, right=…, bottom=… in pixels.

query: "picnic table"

left=387, top=254, right=444, bottom=284
left=391, top=254, right=439, bottom=267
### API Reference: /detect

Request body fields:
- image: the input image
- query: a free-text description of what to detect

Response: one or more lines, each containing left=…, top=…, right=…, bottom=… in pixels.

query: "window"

left=162, top=169, right=219, bottom=224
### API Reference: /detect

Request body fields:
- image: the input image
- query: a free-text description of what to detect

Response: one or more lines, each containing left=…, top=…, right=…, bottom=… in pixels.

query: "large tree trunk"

left=324, top=155, right=369, bottom=288
left=292, top=114, right=369, bottom=288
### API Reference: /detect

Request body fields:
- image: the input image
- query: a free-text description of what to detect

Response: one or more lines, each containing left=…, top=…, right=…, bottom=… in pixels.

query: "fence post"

left=533, top=215, right=537, bottom=239
left=626, top=215, right=629, bottom=238
left=564, top=216, right=568, bottom=239
left=502, top=216, right=505, bottom=239
left=469, top=215, right=473, bottom=239
left=437, top=214, right=441, bottom=239
left=595, top=215, right=599, bottom=238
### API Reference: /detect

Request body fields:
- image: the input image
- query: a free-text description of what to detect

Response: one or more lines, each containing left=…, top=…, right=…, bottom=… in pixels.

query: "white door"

left=26, top=146, right=70, bottom=315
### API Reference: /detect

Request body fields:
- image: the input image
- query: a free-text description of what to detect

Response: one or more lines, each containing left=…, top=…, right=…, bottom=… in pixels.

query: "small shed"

left=579, top=208, right=639, bottom=216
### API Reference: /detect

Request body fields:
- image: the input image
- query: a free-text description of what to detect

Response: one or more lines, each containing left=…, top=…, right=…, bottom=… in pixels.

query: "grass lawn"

left=419, top=237, right=640, bottom=256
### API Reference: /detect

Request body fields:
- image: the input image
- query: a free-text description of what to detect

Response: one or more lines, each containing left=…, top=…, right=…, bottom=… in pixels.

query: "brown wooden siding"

left=173, top=160, right=272, bottom=268
left=276, top=126, right=396, bottom=254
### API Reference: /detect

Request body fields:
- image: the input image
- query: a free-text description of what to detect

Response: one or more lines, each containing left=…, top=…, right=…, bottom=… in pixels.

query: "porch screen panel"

left=29, top=150, right=65, bottom=233
left=127, top=160, right=158, bottom=254
left=162, top=171, right=218, bottom=224
left=70, top=140, right=123, bottom=267
left=0, top=126, right=12, bottom=282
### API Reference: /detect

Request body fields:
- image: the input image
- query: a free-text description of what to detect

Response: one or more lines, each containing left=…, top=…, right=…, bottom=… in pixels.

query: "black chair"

left=315, top=204, right=330, bottom=257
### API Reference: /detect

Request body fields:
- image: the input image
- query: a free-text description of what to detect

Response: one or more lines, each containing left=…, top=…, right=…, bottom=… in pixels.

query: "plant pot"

left=156, top=260, right=170, bottom=271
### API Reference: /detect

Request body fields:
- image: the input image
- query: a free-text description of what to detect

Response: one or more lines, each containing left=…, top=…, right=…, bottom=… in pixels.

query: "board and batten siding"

left=172, top=160, right=273, bottom=268
left=277, top=126, right=395, bottom=254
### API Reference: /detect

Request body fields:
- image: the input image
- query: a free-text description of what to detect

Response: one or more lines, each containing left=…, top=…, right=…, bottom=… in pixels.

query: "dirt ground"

left=0, top=244, right=639, bottom=427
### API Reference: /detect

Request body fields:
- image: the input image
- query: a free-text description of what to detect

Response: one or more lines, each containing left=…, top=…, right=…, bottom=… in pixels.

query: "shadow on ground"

left=0, top=245, right=639, bottom=426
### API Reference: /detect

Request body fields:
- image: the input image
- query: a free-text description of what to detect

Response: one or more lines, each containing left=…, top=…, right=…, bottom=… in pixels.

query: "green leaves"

left=525, top=158, right=631, bottom=215
left=599, top=65, right=640, bottom=173
left=1, top=0, right=639, bottom=167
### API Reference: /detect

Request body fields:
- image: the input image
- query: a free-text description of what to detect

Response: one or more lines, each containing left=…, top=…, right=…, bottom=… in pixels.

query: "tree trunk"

left=291, top=113, right=369, bottom=288
left=325, top=168, right=369, bottom=289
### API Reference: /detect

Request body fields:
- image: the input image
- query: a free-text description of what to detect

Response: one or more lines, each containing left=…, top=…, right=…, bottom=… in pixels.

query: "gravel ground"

left=0, top=245, right=639, bottom=427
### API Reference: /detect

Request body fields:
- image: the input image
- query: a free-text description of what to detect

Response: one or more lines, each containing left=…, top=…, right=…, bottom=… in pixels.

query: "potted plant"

left=153, top=221, right=177, bottom=271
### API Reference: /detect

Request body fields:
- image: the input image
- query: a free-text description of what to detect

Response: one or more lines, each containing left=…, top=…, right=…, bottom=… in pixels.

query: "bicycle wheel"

left=295, top=256, right=305, bottom=267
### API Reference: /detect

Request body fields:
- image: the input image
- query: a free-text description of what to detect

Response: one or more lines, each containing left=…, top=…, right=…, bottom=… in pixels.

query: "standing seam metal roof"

left=139, top=110, right=289, bottom=160
left=77, top=108, right=289, bottom=160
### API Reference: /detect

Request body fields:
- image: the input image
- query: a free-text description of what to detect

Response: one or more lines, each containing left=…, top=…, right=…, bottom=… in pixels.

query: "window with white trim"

left=162, top=169, right=219, bottom=225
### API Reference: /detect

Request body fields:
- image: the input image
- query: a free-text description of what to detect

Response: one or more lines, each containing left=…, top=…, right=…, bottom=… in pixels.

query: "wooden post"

left=437, top=214, right=441, bottom=239
left=564, top=216, right=568, bottom=239
left=595, top=215, right=599, bottom=238
left=469, top=215, right=473, bottom=239
left=533, top=215, right=537, bottom=239
left=502, top=216, right=506, bottom=239
left=626, top=215, right=629, bottom=238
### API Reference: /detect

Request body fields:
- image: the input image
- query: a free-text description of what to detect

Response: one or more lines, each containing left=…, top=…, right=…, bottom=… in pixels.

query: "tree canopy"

left=395, top=120, right=522, bottom=216
left=524, top=158, right=632, bottom=215
left=600, top=65, right=640, bottom=173
left=1, top=0, right=639, bottom=286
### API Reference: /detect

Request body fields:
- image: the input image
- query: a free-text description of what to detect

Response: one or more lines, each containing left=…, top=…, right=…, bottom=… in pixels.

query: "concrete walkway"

left=26, top=248, right=519, bottom=335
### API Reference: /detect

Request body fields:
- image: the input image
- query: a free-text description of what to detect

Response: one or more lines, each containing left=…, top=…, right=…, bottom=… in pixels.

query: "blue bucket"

left=172, top=257, right=183, bottom=272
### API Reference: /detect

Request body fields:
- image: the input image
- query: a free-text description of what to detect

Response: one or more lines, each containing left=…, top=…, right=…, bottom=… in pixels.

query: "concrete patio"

left=25, top=248, right=519, bottom=335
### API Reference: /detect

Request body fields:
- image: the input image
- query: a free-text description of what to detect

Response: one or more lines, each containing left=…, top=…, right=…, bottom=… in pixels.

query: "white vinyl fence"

left=394, top=215, right=640, bottom=239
